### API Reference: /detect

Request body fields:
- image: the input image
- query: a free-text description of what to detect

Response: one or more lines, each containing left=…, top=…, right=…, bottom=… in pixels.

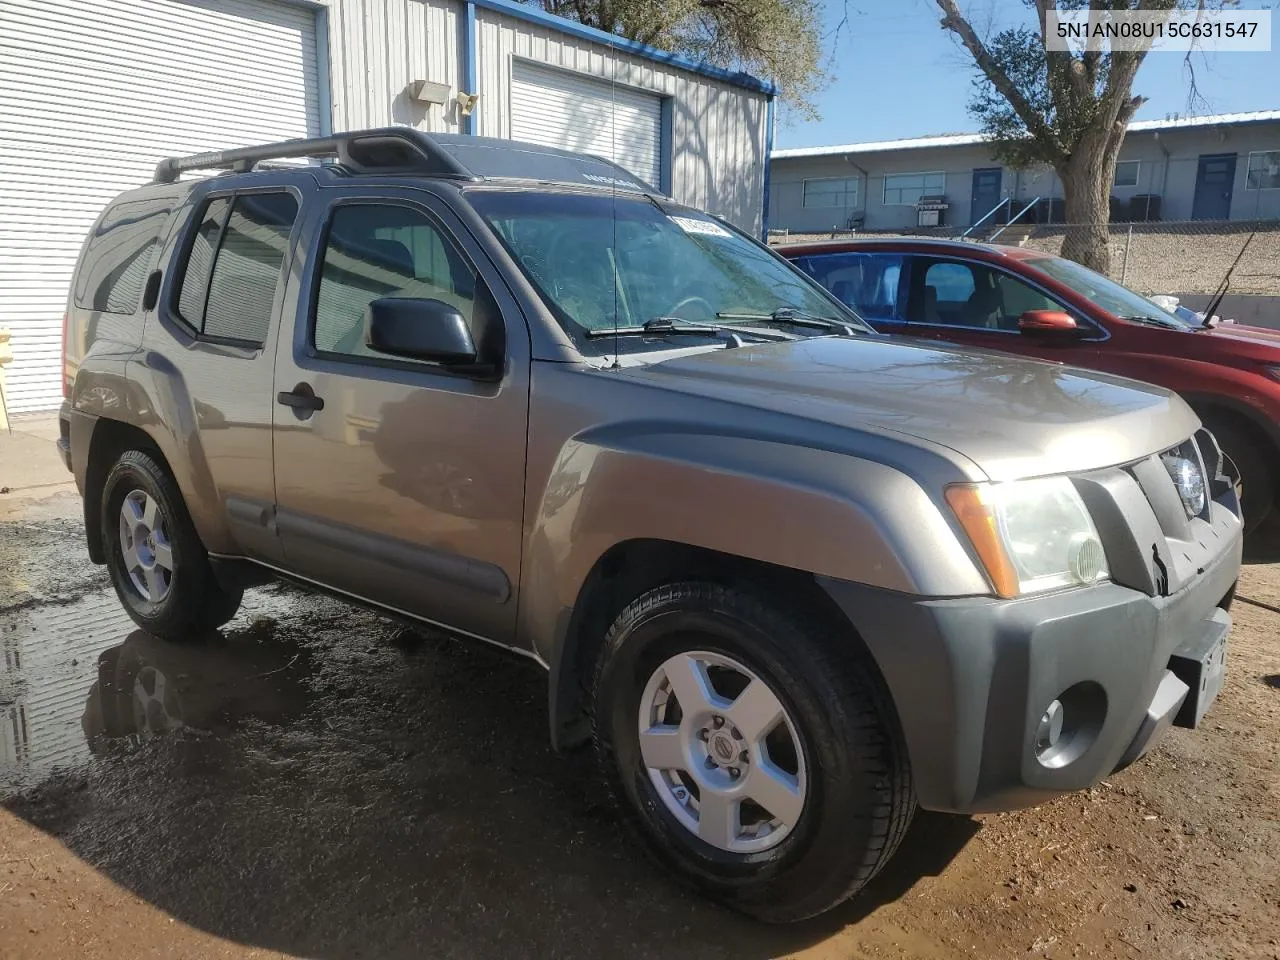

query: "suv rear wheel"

left=592, top=581, right=913, bottom=922
left=101, top=450, right=242, bottom=640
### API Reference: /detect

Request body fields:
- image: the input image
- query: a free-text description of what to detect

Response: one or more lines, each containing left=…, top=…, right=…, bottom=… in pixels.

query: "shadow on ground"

left=3, top=580, right=977, bottom=960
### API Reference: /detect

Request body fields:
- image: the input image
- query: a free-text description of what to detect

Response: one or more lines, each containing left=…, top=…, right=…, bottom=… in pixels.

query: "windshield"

left=1029, top=255, right=1195, bottom=330
left=466, top=189, right=868, bottom=355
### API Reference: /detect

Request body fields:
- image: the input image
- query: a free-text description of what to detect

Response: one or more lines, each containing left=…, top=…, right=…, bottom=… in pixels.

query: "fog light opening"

left=1034, top=681, right=1107, bottom=770
left=1036, top=699, right=1064, bottom=751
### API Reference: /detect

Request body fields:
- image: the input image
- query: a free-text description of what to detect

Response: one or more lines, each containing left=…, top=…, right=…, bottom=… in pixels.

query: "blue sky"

left=775, top=0, right=1280, bottom=148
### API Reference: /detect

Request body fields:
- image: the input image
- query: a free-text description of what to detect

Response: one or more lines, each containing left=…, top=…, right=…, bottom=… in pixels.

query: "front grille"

left=1125, top=443, right=1202, bottom=539
left=1083, top=431, right=1240, bottom=599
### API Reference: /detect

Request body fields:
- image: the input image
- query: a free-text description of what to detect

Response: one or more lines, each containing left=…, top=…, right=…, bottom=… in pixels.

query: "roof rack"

left=153, top=128, right=476, bottom=183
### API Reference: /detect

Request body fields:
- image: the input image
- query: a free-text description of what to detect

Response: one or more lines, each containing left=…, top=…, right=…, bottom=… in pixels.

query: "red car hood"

left=1201, top=322, right=1280, bottom=350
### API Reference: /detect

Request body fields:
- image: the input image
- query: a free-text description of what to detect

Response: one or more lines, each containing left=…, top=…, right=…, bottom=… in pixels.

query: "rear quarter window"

left=74, top=196, right=173, bottom=313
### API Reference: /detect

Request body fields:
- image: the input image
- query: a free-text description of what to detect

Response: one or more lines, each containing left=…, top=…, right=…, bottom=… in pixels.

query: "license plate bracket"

left=1168, top=608, right=1229, bottom=729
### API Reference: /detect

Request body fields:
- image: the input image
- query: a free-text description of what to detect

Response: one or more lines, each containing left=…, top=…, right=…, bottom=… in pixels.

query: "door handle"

left=277, top=382, right=325, bottom=414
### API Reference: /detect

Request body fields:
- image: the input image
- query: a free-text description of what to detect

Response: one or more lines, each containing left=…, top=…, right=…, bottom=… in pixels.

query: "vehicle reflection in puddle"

left=1, top=587, right=309, bottom=795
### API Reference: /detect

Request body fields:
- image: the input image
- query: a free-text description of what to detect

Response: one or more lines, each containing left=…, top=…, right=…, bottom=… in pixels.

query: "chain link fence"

left=768, top=219, right=1280, bottom=302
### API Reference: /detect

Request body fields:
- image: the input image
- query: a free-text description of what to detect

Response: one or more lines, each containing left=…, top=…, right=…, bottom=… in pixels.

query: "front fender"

left=520, top=422, right=989, bottom=667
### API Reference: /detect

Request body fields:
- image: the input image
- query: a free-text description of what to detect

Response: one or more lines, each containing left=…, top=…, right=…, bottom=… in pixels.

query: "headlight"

left=946, top=477, right=1109, bottom=598
left=1160, top=451, right=1206, bottom=518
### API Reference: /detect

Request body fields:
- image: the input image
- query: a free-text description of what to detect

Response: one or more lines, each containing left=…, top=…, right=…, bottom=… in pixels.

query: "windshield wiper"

left=716, top=307, right=863, bottom=336
left=583, top=317, right=792, bottom=341
left=1117, top=314, right=1184, bottom=329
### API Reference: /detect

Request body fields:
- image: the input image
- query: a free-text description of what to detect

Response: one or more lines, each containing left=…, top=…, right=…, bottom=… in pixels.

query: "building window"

left=1246, top=151, right=1280, bottom=190
left=1113, top=160, right=1140, bottom=188
left=883, top=171, right=946, bottom=206
left=802, top=177, right=860, bottom=209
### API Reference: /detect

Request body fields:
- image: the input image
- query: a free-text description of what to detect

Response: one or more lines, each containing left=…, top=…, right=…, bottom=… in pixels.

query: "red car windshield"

left=1027, top=255, right=1195, bottom=331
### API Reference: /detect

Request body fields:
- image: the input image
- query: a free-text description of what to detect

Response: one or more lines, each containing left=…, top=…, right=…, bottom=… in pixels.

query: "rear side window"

left=792, top=252, right=903, bottom=322
left=74, top=196, right=173, bottom=313
left=176, top=192, right=299, bottom=345
left=177, top=198, right=230, bottom=325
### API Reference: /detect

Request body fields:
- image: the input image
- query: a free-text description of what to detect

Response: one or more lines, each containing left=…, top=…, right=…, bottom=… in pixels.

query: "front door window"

left=906, top=257, right=1061, bottom=331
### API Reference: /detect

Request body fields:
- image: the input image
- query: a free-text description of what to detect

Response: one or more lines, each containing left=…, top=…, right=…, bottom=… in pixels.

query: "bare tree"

left=536, top=0, right=827, bottom=117
left=935, top=0, right=1225, bottom=272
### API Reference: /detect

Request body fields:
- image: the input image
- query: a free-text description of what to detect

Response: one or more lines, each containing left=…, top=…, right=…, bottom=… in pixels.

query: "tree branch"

left=935, top=0, right=1066, bottom=161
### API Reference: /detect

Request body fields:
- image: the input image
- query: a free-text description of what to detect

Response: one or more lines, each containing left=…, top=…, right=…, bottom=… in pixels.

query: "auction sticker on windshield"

left=669, top=215, right=732, bottom=238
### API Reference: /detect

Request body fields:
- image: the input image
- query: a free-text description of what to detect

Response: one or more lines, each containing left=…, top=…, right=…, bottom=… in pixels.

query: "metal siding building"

left=769, top=111, right=1280, bottom=235
left=0, top=0, right=773, bottom=413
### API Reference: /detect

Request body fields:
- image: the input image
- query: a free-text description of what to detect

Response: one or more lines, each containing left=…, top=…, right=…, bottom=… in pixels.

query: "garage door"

left=0, top=0, right=321, bottom=413
left=510, top=61, right=664, bottom=190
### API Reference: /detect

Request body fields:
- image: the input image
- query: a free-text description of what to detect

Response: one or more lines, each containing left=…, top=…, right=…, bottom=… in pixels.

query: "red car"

left=782, top=237, right=1280, bottom=532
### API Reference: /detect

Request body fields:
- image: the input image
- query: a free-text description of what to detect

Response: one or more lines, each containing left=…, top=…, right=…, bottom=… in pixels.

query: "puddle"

left=1, top=587, right=311, bottom=796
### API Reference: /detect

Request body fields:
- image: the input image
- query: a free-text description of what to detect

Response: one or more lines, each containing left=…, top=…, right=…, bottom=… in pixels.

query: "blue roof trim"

left=470, top=0, right=778, bottom=97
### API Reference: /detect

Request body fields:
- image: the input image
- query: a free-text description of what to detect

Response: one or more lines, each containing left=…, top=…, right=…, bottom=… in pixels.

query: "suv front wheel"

left=592, top=581, right=913, bottom=922
left=101, top=449, right=242, bottom=640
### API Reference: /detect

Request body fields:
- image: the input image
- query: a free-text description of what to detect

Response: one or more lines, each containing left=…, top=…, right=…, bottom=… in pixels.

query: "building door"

left=510, top=61, right=665, bottom=191
left=0, top=0, right=322, bottom=412
left=970, top=168, right=1004, bottom=224
left=1192, top=153, right=1237, bottom=220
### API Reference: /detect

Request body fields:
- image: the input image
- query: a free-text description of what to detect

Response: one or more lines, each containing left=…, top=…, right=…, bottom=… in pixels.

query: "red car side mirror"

left=1018, top=310, right=1081, bottom=335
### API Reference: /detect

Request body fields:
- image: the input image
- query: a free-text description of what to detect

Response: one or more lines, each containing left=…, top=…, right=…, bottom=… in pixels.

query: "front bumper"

left=818, top=520, right=1242, bottom=814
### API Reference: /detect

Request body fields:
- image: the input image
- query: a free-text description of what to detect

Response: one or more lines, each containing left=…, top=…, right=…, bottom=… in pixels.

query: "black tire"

left=1204, top=416, right=1275, bottom=534
left=101, top=449, right=242, bottom=640
left=592, top=581, right=913, bottom=923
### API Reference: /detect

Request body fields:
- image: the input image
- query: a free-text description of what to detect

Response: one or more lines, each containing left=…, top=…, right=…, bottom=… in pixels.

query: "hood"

left=1200, top=321, right=1280, bottom=351
left=617, top=337, right=1199, bottom=482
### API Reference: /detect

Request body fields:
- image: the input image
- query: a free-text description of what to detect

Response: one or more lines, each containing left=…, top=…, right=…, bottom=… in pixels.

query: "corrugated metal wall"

left=323, top=0, right=768, bottom=233
left=325, top=0, right=464, bottom=135
left=0, top=0, right=767, bottom=410
left=0, top=0, right=320, bottom=412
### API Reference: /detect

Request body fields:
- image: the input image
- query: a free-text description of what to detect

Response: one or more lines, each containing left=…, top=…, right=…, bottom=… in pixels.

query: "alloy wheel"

left=638, top=649, right=807, bottom=854
left=118, top=489, right=173, bottom=603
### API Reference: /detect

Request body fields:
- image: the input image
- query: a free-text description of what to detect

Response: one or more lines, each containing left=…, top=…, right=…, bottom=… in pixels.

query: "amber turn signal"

left=945, top=485, right=1020, bottom=599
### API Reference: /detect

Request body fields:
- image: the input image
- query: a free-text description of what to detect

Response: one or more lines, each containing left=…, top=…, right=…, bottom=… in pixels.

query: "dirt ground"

left=1, top=428, right=1278, bottom=960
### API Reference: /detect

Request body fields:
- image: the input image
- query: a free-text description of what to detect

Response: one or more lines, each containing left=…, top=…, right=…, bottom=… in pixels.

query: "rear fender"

left=74, top=350, right=233, bottom=556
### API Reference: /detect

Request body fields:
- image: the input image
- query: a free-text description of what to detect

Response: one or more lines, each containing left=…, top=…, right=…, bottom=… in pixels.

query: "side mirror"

left=365, top=297, right=477, bottom=365
left=1018, top=309, right=1082, bottom=336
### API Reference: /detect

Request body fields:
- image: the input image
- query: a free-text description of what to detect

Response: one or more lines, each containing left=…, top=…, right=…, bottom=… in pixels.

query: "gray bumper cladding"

left=818, top=528, right=1241, bottom=815
left=1111, top=671, right=1189, bottom=772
